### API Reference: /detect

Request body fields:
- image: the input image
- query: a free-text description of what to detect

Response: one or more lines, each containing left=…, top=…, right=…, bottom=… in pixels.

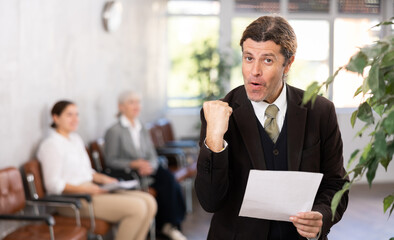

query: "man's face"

left=242, top=39, right=293, bottom=103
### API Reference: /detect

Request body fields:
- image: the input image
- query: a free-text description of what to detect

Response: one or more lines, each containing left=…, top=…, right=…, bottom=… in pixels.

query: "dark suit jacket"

left=195, top=84, right=349, bottom=240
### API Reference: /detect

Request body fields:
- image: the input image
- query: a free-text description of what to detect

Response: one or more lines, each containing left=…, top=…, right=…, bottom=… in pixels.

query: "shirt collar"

left=251, top=83, right=287, bottom=115
left=120, top=114, right=142, bottom=131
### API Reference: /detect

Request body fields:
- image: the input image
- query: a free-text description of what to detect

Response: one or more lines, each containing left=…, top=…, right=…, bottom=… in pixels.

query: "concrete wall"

left=0, top=0, right=167, bottom=169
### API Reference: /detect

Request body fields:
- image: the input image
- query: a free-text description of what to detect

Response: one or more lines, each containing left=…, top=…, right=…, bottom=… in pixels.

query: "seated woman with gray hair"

left=104, top=90, right=187, bottom=240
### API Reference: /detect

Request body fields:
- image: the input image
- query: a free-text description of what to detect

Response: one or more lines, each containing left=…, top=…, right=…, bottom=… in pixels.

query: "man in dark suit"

left=195, top=16, right=348, bottom=240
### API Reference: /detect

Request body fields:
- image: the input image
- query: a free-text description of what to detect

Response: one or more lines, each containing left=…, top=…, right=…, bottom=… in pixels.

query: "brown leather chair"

left=0, top=167, right=87, bottom=240
left=22, top=159, right=111, bottom=240
left=147, top=121, right=197, bottom=213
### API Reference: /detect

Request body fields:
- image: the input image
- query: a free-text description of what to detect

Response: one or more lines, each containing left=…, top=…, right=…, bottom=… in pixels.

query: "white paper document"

left=239, top=170, right=323, bottom=222
left=100, top=180, right=139, bottom=191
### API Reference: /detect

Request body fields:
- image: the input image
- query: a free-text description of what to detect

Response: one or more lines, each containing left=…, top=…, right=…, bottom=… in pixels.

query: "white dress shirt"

left=251, top=83, right=287, bottom=132
left=120, top=115, right=142, bottom=151
left=37, top=129, right=95, bottom=195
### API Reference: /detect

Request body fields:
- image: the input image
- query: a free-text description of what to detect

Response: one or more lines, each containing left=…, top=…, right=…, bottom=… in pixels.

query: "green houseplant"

left=303, top=18, right=394, bottom=232
left=189, top=40, right=235, bottom=104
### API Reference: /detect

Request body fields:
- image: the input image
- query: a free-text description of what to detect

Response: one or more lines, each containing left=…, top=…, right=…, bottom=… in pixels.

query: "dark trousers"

left=151, top=165, right=186, bottom=230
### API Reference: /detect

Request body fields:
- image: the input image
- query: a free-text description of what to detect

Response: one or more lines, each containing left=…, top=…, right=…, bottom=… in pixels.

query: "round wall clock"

left=102, top=1, right=123, bottom=32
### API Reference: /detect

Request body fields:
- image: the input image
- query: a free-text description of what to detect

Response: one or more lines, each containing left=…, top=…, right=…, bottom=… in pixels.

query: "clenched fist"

left=203, top=100, right=233, bottom=152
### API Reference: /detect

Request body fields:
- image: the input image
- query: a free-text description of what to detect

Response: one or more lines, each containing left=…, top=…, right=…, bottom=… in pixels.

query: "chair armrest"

left=52, top=194, right=92, bottom=203
left=30, top=196, right=82, bottom=209
left=26, top=197, right=82, bottom=227
left=156, top=147, right=185, bottom=156
left=156, top=147, right=186, bottom=168
left=0, top=213, right=55, bottom=226
left=165, top=140, right=198, bottom=149
left=49, top=194, right=96, bottom=233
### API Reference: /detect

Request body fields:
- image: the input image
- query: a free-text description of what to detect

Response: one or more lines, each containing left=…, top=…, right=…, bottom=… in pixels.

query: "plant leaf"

left=383, top=111, right=394, bottom=134
left=347, top=149, right=360, bottom=169
left=325, top=67, right=342, bottom=87
left=346, top=52, right=368, bottom=74
left=366, top=154, right=379, bottom=187
left=384, top=195, right=394, bottom=213
left=353, top=86, right=363, bottom=98
left=302, top=81, right=321, bottom=106
left=331, top=182, right=350, bottom=221
left=357, top=102, right=374, bottom=124
left=372, top=17, right=394, bottom=27
left=355, top=124, right=371, bottom=138
left=372, top=103, right=385, bottom=117
left=374, top=130, right=387, bottom=158
left=381, top=50, right=394, bottom=69
left=350, top=110, right=358, bottom=128
left=380, top=156, right=391, bottom=171
left=367, top=62, right=384, bottom=98
left=361, top=41, right=389, bottom=59
left=362, top=75, right=370, bottom=94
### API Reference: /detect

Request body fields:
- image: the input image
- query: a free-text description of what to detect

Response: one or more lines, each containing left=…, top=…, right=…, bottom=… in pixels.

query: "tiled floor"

left=181, top=183, right=394, bottom=240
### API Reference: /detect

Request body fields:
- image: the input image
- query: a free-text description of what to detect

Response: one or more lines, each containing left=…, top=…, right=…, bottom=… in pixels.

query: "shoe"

left=162, top=223, right=187, bottom=240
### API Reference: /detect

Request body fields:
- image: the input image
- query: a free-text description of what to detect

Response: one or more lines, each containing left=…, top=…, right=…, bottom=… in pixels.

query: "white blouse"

left=37, top=130, right=94, bottom=195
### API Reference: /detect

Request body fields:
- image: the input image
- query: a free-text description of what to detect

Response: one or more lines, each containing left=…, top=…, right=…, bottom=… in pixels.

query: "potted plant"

left=189, top=40, right=235, bottom=104
left=303, top=18, right=394, bottom=237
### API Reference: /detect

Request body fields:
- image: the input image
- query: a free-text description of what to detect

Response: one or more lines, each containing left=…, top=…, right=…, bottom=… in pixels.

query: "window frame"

left=166, top=0, right=394, bottom=110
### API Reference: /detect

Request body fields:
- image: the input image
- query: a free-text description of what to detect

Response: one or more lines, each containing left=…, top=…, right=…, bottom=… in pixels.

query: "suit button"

left=273, top=149, right=279, bottom=155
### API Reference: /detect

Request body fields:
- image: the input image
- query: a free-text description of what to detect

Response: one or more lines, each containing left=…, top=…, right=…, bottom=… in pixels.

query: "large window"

left=167, top=16, right=219, bottom=108
left=167, top=0, right=392, bottom=109
left=333, top=18, right=380, bottom=107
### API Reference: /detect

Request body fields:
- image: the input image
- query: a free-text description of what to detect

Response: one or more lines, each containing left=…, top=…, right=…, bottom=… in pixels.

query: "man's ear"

left=284, top=56, right=295, bottom=74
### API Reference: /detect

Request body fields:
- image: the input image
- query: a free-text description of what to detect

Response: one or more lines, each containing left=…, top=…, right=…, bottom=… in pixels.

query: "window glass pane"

left=231, top=18, right=255, bottom=89
left=167, top=17, right=219, bottom=108
left=167, top=0, right=220, bottom=15
left=287, top=20, right=329, bottom=92
left=231, top=18, right=329, bottom=93
left=333, top=18, right=380, bottom=108
left=338, top=0, right=380, bottom=14
left=288, top=0, right=329, bottom=13
left=235, top=0, right=280, bottom=13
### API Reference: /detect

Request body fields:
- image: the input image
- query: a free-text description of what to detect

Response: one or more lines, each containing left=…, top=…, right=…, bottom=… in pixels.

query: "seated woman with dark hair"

left=104, top=91, right=187, bottom=240
left=37, top=100, right=157, bottom=240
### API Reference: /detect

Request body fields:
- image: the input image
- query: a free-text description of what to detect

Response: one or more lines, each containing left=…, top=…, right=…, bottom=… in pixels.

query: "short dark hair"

left=240, top=15, right=297, bottom=64
left=50, top=100, right=74, bottom=128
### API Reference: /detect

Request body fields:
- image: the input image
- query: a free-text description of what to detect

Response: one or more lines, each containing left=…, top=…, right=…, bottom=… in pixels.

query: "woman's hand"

left=63, top=182, right=108, bottom=195
left=130, top=159, right=153, bottom=176
left=93, top=172, right=118, bottom=184
left=82, top=183, right=107, bottom=195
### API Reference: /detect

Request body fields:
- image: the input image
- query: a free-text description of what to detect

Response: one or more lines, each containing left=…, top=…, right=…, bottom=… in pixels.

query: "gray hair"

left=118, top=90, right=141, bottom=104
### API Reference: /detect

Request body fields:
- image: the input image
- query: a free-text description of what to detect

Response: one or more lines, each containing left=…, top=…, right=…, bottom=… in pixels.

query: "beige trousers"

left=59, top=190, right=157, bottom=240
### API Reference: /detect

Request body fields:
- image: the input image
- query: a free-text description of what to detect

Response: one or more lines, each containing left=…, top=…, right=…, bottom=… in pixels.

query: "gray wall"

left=0, top=0, right=167, bottom=169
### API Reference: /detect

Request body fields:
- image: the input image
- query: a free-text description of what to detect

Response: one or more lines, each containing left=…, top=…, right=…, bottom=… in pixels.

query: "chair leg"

left=182, top=178, right=193, bottom=213
left=87, top=232, right=102, bottom=240
left=150, top=219, right=156, bottom=240
left=49, top=225, right=55, bottom=240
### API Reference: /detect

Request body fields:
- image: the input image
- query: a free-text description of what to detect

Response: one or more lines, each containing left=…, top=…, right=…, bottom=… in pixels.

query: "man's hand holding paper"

left=239, top=170, right=323, bottom=222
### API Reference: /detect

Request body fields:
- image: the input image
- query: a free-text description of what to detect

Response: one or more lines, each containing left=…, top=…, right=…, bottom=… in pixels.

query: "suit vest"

left=256, top=114, right=299, bottom=240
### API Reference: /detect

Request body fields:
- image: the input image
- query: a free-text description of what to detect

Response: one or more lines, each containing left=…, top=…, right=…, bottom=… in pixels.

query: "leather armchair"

left=22, top=159, right=111, bottom=240
left=0, top=167, right=87, bottom=240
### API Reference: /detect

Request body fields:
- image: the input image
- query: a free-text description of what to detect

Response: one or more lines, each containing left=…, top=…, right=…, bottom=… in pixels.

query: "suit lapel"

left=232, top=88, right=266, bottom=170
left=286, top=85, right=307, bottom=171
